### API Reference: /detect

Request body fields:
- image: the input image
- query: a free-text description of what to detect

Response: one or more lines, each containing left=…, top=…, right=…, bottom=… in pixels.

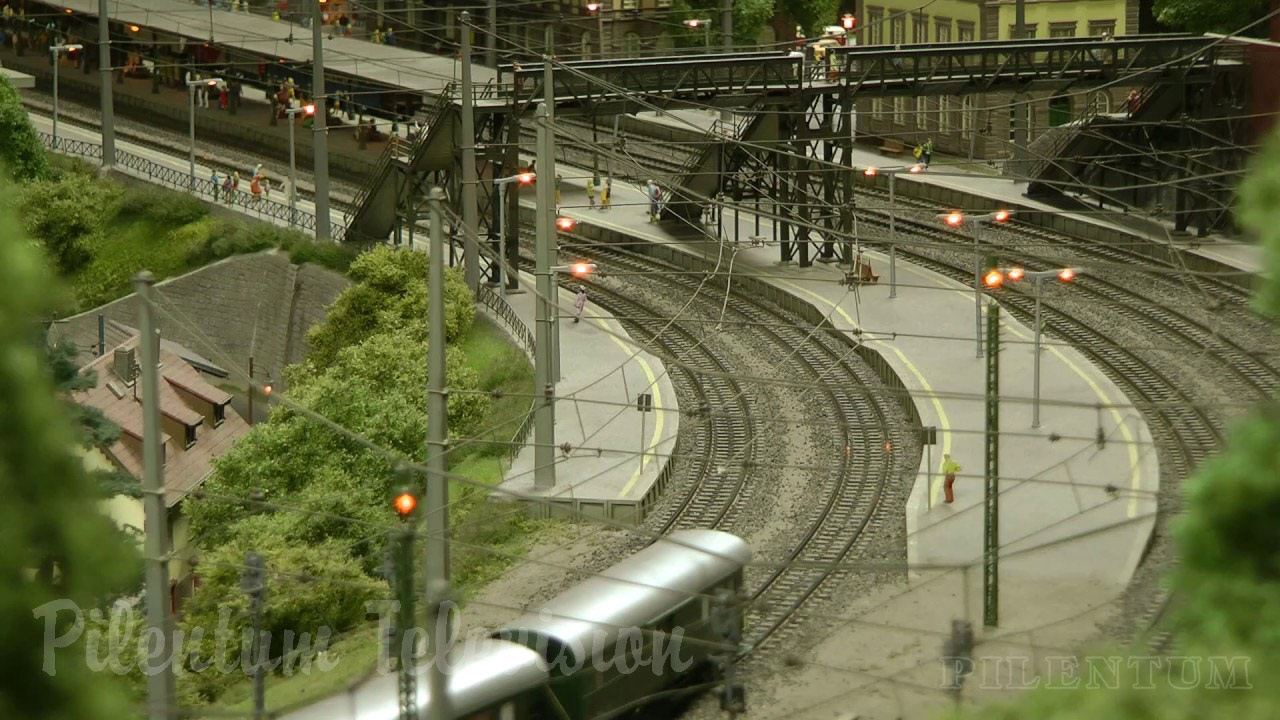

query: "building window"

left=184, top=423, right=197, bottom=449
left=961, top=96, right=974, bottom=137
left=1050, top=22, right=1077, bottom=38
left=580, top=31, right=594, bottom=59
left=957, top=21, right=974, bottom=43
left=912, top=13, right=928, bottom=43
left=915, top=96, right=926, bottom=128
left=1088, top=20, right=1116, bottom=37
left=620, top=0, right=637, bottom=9
left=213, top=402, right=226, bottom=428
left=624, top=32, right=641, bottom=54
left=867, top=8, right=884, bottom=45
left=656, top=0, right=672, bottom=7
left=1048, top=96, right=1072, bottom=126
left=935, top=18, right=951, bottom=43
left=940, top=96, right=951, bottom=131
left=890, top=14, right=906, bottom=44
left=893, top=97, right=904, bottom=124
left=1008, top=24, right=1037, bottom=39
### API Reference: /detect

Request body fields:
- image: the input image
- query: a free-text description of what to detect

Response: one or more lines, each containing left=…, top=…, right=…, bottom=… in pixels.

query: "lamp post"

left=585, top=2, right=605, bottom=58
left=284, top=104, right=316, bottom=228
left=988, top=265, right=1077, bottom=427
left=863, top=163, right=922, bottom=298
left=550, top=258, right=596, bottom=380
left=684, top=18, right=712, bottom=49
left=939, top=209, right=1011, bottom=357
left=49, top=44, right=82, bottom=148
left=493, top=172, right=536, bottom=299
left=186, top=76, right=223, bottom=192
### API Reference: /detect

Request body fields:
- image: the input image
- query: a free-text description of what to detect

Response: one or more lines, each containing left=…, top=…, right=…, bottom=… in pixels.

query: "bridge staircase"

left=344, top=85, right=457, bottom=243
left=662, top=112, right=777, bottom=228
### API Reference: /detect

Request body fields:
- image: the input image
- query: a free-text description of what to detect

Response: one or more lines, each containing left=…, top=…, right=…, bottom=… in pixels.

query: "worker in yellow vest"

left=942, top=453, right=961, bottom=504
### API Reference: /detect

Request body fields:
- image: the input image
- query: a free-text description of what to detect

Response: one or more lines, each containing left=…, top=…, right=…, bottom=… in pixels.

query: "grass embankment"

left=212, top=315, right=540, bottom=713
left=23, top=157, right=354, bottom=314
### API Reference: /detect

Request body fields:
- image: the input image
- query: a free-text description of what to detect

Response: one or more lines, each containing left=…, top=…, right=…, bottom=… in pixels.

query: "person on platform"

left=942, top=453, right=962, bottom=504
left=218, top=80, right=229, bottom=110
left=231, top=170, right=241, bottom=201
left=261, top=177, right=271, bottom=200
left=555, top=174, right=563, bottom=208
left=572, top=286, right=588, bottom=323
left=600, top=180, right=612, bottom=211
left=222, top=173, right=233, bottom=204
left=210, top=170, right=221, bottom=202
left=250, top=174, right=262, bottom=202
left=586, top=176, right=596, bottom=209
left=922, top=138, right=933, bottom=168
left=645, top=179, right=661, bottom=222
left=1126, top=89, right=1141, bottom=118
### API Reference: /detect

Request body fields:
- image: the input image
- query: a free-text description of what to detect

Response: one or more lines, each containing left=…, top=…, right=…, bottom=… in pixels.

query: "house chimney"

left=113, top=347, right=137, bottom=383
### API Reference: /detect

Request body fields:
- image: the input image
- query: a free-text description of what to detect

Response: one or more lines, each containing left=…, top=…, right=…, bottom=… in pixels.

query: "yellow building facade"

left=851, top=0, right=1141, bottom=163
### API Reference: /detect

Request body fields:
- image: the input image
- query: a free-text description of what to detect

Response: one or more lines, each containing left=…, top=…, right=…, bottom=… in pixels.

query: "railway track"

left=846, top=194, right=1280, bottom=650
left=533, top=227, right=916, bottom=657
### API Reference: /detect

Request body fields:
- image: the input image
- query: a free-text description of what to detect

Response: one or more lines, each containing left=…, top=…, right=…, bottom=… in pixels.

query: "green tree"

left=304, top=246, right=475, bottom=369
left=19, top=173, right=122, bottom=275
left=782, top=0, right=842, bottom=37
left=0, top=75, right=50, bottom=181
left=177, top=521, right=386, bottom=702
left=671, top=0, right=777, bottom=47
left=1153, top=0, right=1270, bottom=36
left=0, top=183, right=134, bottom=718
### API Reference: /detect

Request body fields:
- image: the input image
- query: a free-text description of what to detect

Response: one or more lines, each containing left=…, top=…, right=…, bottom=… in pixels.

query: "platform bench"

left=879, top=138, right=906, bottom=156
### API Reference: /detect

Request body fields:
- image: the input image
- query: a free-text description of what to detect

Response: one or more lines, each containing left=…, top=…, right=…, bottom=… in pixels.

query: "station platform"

left=493, top=271, right=679, bottom=526
left=26, top=108, right=351, bottom=233
left=549, top=167, right=1161, bottom=715
left=634, top=108, right=1262, bottom=274
left=28, top=0, right=485, bottom=94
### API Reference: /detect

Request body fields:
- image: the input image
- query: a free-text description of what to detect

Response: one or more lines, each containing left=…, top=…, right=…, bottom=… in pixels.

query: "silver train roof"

left=495, top=529, right=752, bottom=664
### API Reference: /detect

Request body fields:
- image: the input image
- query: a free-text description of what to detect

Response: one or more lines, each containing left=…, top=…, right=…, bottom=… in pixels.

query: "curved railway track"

left=528, top=228, right=916, bottom=657
left=845, top=191, right=1280, bottom=649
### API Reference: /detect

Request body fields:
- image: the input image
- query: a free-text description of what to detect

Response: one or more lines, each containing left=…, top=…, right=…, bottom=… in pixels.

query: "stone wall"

left=55, top=251, right=349, bottom=386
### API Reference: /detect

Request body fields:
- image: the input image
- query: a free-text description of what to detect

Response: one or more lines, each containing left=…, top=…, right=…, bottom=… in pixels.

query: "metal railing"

left=40, top=132, right=348, bottom=240
left=475, top=284, right=537, bottom=460
left=345, top=82, right=457, bottom=226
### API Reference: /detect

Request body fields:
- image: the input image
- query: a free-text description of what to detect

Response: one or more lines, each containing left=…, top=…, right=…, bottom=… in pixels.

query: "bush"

left=116, top=185, right=208, bottom=227
left=285, top=237, right=358, bottom=273
left=184, top=219, right=278, bottom=266
left=19, top=174, right=121, bottom=274
left=0, top=75, right=49, bottom=181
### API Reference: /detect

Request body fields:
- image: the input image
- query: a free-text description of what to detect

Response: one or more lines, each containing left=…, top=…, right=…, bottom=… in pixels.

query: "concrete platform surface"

left=549, top=167, right=1160, bottom=714
left=495, top=271, right=679, bottom=525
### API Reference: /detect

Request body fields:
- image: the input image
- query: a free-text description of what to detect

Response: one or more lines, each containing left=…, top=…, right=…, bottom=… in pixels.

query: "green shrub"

left=184, top=219, right=277, bottom=266
left=19, top=174, right=121, bottom=275
left=0, top=75, right=50, bottom=181
left=116, top=185, right=208, bottom=226
left=285, top=237, right=358, bottom=273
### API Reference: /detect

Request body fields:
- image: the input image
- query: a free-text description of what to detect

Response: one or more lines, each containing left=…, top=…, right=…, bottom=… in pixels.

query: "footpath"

left=493, top=271, right=679, bottom=525
left=551, top=166, right=1161, bottom=719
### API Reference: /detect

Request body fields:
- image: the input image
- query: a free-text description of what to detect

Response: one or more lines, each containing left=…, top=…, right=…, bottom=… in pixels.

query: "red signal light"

left=1058, top=268, right=1075, bottom=282
left=687, top=19, right=700, bottom=28
left=571, top=262, right=592, bottom=276
left=130, top=24, right=141, bottom=32
left=842, top=14, right=857, bottom=30
left=983, top=270, right=1004, bottom=288
left=556, top=216, right=577, bottom=231
left=909, top=164, right=923, bottom=174
left=1007, top=266, right=1024, bottom=281
left=518, top=172, right=535, bottom=185
left=993, top=209, right=1011, bottom=223
left=304, top=104, right=316, bottom=115
left=945, top=211, right=964, bottom=227
left=863, top=167, right=877, bottom=177
left=586, top=1, right=600, bottom=11
left=393, top=492, right=417, bottom=517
